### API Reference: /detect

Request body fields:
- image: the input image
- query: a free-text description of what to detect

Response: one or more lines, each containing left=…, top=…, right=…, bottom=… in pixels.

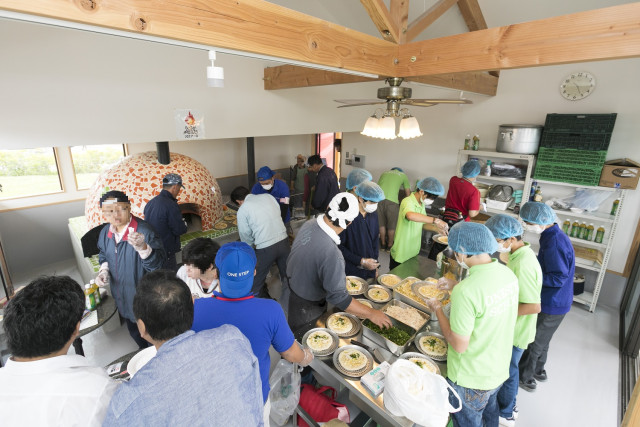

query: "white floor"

left=12, top=245, right=621, bottom=427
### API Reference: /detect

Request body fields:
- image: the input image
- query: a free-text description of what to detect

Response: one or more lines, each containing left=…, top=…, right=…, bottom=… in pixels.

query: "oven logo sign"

left=174, top=109, right=206, bottom=140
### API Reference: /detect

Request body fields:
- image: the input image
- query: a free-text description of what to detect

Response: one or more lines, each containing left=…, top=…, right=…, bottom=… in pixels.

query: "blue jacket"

left=98, top=216, right=165, bottom=321
left=312, top=166, right=339, bottom=212
left=339, top=211, right=380, bottom=279
left=251, top=179, right=291, bottom=224
left=143, top=189, right=187, bottom=254
left=538, top=224, right=575, bottom=315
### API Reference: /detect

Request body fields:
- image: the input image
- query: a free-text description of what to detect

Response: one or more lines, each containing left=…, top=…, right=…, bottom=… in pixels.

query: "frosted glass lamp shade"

left=398, top=116, right=422, bottom=139
left=378, top=116, right=397, bottom=140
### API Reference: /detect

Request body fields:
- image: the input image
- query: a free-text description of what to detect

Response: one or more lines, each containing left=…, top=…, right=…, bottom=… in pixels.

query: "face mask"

left=423, top=198, right=434, bottom=207
left=496, top=242, right=512, bottom=253
left=524, top=224, right=545, bottom=234
left=455, top=253, right=469, bottom=269
left=261, top=183, right=273, bottom=191
left=364, top=203, right=378, bottom=213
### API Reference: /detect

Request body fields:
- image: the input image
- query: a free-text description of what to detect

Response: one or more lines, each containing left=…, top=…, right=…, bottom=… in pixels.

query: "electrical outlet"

left=346, top=152, right=350, bottom=159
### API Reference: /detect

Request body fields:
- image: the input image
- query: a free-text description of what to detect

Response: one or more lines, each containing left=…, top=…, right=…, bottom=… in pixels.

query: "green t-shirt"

left=377, top=170, right=410, bottom=204
left=508, top=243, right=543, bottom=349
left=390, top=193, right=424, bottom=263
left=447, top=260, right=519, bottom=390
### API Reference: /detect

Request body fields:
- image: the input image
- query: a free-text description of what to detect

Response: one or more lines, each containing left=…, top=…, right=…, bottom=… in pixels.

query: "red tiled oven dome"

left=85, top=152, right=222, bottom=230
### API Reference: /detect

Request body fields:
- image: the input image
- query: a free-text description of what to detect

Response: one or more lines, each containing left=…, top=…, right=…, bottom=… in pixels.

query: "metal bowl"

left=332, top=345, right=374, bottom=378
left=302, top=328, right=340, bottom=357
left=415, top=331, right=448, bottom=362
left=346, top=276, right=368, bottom=296
left=325, top=312, right=361, bottom=337
left=364, top=285, right=392, bottom=304
left=377, top=273, right=402, bottom=288
left=400, top=352, right=441, bottom=375
left=411, top=281, right=447, bottom=303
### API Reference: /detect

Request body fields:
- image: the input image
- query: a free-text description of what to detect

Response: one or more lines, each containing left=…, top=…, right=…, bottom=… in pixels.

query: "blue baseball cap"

left=257, top=166, right=275, bottom=181
left=215, top=242, right=257, bottom=298
left=163, top=173, right=184, bottom=188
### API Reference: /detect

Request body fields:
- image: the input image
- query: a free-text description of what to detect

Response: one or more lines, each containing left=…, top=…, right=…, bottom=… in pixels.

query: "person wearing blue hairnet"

left=485, top=214, right=543, bottom=425
left=389, top=177, right=448, bottom=270
left=339, top=181, right=384, bottom=279
left=424, top=221, right=518, bottom=427
left=346, top=168, right=373, bottom=191
left=443, top=160, right=482, bottom=226
left=518, top=202, right=574, bottom=394
left=377, top=167, right=412, bottom=251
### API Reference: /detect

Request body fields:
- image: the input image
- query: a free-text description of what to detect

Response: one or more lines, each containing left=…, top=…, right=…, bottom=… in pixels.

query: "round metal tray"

left=377, top=273, right=402, bottom=288
left=411, top=281, right=447, bottom=303
left=355, top=299, right=379, bottom=318
left=414, top=331, right=448, bottom=362
left=400, top=352, right=440, bottom=375
left=432, top=234, right=449, bottom=246
left=332, top=345, right=374, bottom=378
left=302, top=328, right=340, bottom=357
left=346, top=276, right=368, bottom=296
left=326, top=312, right=362, bottom=337
left=364, top=284, right=392, bottom=304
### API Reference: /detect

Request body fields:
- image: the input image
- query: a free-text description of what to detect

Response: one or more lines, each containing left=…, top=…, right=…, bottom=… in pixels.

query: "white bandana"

left=326, top=192, right=359, bottom=229
left=317, top=215, right=341, bottom=245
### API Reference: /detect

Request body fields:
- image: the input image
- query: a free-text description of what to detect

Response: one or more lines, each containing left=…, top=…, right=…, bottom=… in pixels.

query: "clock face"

left=560, top=72, right=596, bottom=100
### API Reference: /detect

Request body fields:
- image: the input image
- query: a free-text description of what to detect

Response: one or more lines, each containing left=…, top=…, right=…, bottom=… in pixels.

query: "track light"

left=207, top=50, right=224, bottom=88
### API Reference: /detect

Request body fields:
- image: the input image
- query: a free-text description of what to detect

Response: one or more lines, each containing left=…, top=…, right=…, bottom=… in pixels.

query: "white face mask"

left=261, top=183, right=273, bottom=191
left=496, top=241, right=512, bottom=253
left=524, top=224, right=545, bottom=234
left=364, top=203, right=378, bottom=213
left=423, top=198, right=434, bottom=207
left=455, top=253, right=469, bottom=269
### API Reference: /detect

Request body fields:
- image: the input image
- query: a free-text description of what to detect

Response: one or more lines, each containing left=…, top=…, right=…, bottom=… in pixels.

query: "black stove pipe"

left=156, top=141, right=170, bottom=165
left=247, top=137, right=255, bottom=188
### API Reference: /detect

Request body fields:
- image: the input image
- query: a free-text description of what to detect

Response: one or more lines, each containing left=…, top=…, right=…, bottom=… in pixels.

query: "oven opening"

left=180, top=203, right=202, bottom=233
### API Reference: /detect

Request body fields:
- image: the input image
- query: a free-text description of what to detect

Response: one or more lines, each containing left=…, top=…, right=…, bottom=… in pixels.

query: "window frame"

left=0, top=147, right=64, bottom=201
left=68, top=144, right=128, bottom=191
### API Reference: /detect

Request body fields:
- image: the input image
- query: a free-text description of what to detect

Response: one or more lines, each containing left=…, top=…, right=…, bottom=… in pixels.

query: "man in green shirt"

left=389, top=177, right=447, bottom=270
left=425, top=222, right=519, bottom=427
left=485, top=214, right=542, bottom=426
left=377, top=167, right=411, bottom=251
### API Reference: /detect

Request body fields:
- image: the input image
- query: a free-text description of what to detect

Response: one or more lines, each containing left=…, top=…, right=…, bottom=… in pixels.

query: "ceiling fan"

left=335, top=77, right=472, bottom=116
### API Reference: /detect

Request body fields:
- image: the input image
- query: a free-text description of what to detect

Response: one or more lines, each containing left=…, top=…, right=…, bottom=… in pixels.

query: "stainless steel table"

left=309, top=255, right=446, bottom=427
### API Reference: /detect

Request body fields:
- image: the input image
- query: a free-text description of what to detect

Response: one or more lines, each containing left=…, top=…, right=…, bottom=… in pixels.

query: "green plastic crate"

left=544, top=113, right=617, bottom=134
left=534, top=162, right=603, bottom=186
left=537, top=148, right=607, bottom=167
left=539, top=132, right=612, bottom=151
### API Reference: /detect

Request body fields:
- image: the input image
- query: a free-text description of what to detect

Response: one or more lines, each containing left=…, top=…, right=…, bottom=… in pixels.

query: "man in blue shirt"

left=192, top=242, right=312, bottom=425
left=518, top=202, right=575, bottom=393
left=143, top=173, right=188, bottom=271
left=104, top=270, right=264, bottom=426
left=251, top=166, right=291, bottom=232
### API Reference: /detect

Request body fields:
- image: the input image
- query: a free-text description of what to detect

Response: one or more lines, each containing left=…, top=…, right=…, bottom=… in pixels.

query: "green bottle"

left=570, top=220, right=580, bottom=238
left=586, top=223, right=594, bottom=241
left=578, top=222, right=587, bottom=239
left=595, top=226, right=605, bottom=244
left=562, top=219, right=571, bottom=234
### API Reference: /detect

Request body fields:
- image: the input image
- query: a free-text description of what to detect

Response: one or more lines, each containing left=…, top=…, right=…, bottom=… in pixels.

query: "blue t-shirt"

left=251, top=179, right=291, bottom=223
left=192, top=297, right=295, bottom=402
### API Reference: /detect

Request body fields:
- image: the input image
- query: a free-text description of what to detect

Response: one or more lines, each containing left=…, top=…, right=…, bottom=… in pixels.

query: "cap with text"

left=215, top=242, right=257, bottom=298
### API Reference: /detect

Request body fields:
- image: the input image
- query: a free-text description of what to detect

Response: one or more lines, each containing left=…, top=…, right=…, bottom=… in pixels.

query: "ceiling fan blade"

left=336, top=101, right=387, bottom=108
left=334, top=99, right=383, bottom=105
left=400, top=100, right=436, bottom=107
left=407, top=98, right=473, bottom=105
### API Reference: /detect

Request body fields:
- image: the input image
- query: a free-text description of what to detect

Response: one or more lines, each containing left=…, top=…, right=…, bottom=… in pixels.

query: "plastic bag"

left=269, top=360, right=301, bottom=426
left=545, top=188, right=612, bottom=213
left=491, top=163, right=526, bottom=179
left=384, top=360, right=461, bottom=427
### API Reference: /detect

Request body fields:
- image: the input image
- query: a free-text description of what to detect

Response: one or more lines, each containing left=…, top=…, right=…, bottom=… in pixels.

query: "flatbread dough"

left=327, top=315, right=353, bottom=334
left=214, top=222, right=228, bottom=230
left=367, top=288, right=389, bottom=302
left=409, top=357, right=437, bottom=373
left=338, top=349, right=367, bottom=371
left=346, top=278, right=363, bottom=293
left=379, top=275, right=401, bottom=287
left=306, top=331, right=333, bottom=352
left=419, top=336, right=447, bottom=357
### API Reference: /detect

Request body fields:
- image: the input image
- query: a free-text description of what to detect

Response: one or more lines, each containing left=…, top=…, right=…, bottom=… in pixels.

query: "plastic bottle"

left=570, top=220, right=580, bottom=238
left=483, top=160, right=492, bottom=176
left=562, top=219, right=571, bottom=234
left=472, top=134, right=480, bottom=151
left=464, top=135, right=471, bottom=150
left=84, top=284, right=96, bottom=310
left=578, top=222, right=587, bottom=239
left=595, top=225, right=605, bottom=244
left=611, top=198, right=620, bottom=216
left=586, top=223, right=595, bottom=241
left=534, top=186, right=543, bottom=202
left=90, top=279, right=101, bottom=305
left=529, top=181, right=537, bottom=202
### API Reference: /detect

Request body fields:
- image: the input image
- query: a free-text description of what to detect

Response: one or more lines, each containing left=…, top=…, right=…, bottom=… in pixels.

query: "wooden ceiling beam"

left=360, top=0, right=400, bottom=43
left=457, top=0, right=488, bottom=31
left=406, top=0, right=459, bottom=43
left=406, top=72, right=498, bottom=96
left=390, top=0, right=409, bottom=44
left=397, top=3, right=640, bottom=76
left=264, top=65, right=382, bottom=90
left=0, top=0, right=397, bottom=76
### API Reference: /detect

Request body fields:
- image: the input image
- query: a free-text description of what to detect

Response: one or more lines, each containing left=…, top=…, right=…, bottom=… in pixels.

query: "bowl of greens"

left=362, top=317, right=417, bottom=356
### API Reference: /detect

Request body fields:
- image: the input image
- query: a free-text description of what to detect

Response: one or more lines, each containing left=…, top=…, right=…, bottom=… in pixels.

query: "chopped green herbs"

left=364, top=320, right=411, bottom=346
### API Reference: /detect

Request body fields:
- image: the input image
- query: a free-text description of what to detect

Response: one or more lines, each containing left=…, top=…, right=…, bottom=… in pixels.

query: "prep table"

left=309, top=255, right=448, bottom=427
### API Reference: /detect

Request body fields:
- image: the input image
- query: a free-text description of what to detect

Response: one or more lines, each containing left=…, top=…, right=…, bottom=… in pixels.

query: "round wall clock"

left=560, top=72, right=596, bottom=101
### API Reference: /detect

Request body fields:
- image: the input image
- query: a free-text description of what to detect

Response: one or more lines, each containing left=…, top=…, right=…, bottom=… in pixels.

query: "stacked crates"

left=534, top=114, right=617, bottom=186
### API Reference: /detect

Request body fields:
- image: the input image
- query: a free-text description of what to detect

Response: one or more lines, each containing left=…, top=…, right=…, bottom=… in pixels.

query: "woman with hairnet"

left=443, top=160, right=482, bottom=226
left=485, top=214, right=543, bottom=425
left=339, top=181, right=384, bottom=280
left=345, top=168, right=372, bottom=192
left=425, top=222, right=519, bottom=427
left=389, top=177, right=448, bottom=270
left=517, top=202, right=575, bottom=394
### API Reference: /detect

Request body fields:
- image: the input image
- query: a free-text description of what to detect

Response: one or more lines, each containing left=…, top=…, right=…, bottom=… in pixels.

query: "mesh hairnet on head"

left=461, top=160, right=481, bottom=178
left=519, top=202, right=557, bottom=225
left=346, top=168, right=373, bottom=190
left=448, top=222, right=499, bottom=255
left=417, top=177, right=445, bottom=196
left=355, top=181, right=385, bottom=202
left=485, top=214, right=524, bottom=240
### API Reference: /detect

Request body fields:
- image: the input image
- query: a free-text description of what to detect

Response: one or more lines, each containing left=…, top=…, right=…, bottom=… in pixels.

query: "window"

left=0, top=148, right=62, bottom=199
left=70, top=144, right=127, bottom=190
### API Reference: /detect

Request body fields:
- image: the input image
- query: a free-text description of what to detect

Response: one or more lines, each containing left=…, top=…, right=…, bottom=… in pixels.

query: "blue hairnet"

left=346, top=168, right=372, bottom=190
left=355, top=181, right=385, bottom=202
left=519, top=202, right=557, bottom=225
left=391, top=167, right=404, bottom=173
left=485, top=214, right=524, bottom=240
left=448, top=222, right=499, bottom=255
left=417, top=177, right=444, bottom=196
left=461, top=160, right=481, bottom=178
